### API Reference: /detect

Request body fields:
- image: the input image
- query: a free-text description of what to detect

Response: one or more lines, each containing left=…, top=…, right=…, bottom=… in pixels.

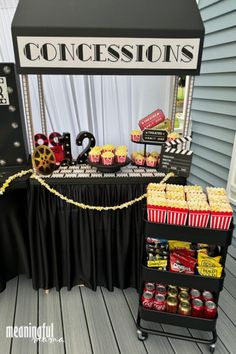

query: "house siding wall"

left=190, top=0, right=236, bottom=244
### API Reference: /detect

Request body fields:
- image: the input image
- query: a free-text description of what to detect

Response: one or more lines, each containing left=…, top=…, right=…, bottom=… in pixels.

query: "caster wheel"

left=137, top=329, right=148, bottom=341
left=209, top=344, right=216, bottom=353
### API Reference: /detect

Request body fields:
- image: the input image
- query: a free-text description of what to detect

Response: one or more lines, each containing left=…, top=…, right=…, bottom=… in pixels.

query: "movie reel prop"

left=32, top=145, right=57, bottom=175
left=34, top=132, right=64, bottom=163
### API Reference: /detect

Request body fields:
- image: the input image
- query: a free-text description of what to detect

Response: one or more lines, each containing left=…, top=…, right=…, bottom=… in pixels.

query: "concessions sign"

left=16, top=37, right=200, bottom=71
left=11, top=0, right=205, bottom=75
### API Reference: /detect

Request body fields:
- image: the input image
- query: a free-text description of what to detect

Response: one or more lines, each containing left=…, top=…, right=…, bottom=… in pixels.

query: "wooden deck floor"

left=1, top=247, right=236, bottom=354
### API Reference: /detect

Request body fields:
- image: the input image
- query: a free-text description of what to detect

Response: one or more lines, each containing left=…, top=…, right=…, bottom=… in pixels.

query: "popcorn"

left=184, top=185, right=203, bottom=193
left=102, top=144, right=115, bottom=152
left=209, top=202, right=232, bottom=213
left=166, top=184, right=184, bottom=192
left=206, top=187, right=226, bottom=196
left=166, top=199, right=188, bottom=209
left=188, top=201, right=210, bottom=211
left=166, top=191, right=185, bottom=200
left=147, top=183, right=166, bottom=191
left=186, top=193, right=207, bottom=202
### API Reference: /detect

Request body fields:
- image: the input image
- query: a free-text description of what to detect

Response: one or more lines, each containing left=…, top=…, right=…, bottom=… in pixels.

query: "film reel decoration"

left=32, top=145, right=57, bottom=175
left=34, top=133, right=49, bottom=147
left=34, top=132, right=65, bottom=163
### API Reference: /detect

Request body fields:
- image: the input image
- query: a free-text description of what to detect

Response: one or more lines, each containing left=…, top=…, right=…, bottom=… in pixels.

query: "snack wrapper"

left=197, top=266, right=223, bottom=278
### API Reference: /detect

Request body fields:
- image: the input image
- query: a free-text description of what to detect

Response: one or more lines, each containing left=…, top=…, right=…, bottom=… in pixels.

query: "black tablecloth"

left=0, top=188, right=31, bottom=292
left=0, top=175, right=185, bottom=292
left=28, top=182, right=146, bottom=291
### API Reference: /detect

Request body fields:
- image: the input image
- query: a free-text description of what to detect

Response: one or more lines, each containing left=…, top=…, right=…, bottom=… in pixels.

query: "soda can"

left=202, top=291, right=213, bottom=302
left=178, top=301, right=191, bottom=316
left=168, top=285, right=178, bottom=291
left=153, top=293, right=166, bottom=311
left=168, top=287, right=178, bottom=298
left=144, top=282, right=155, bottom=293
left=141, top=291, right=154, bottom=309
left=156, top=284, right=167, bottom=296
left=192, top=298, right=204, bottom=317
left=179, top=287, right=189, bottom=292
left=166, top=296, right=178, bottom=313
left=204, top=301, right=217, bottom=319
left=190, top=289, right=201, bottom=300
left=178, top=291, right=190, bottom=303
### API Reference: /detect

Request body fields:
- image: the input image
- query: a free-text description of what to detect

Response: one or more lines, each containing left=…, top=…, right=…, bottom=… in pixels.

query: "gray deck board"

left=38, top=288, right=65, bottom=354
left=11, top=275, right=38, bottom=354
left=123, top=288, right=175, bottom=354
left=101, top=287, right=147, bottom=354
left=80, top=286, right=120, bottom=354
left=224, top=269, right=236, bottom=299
left=215, top=308, right=236, bottom=354
left=2, top=245, right=236, bottom=354
left=218, top=288, right=236, bottom=327
left=0, top=277, right=18, bottom=353
left=60, top=286, right=93, bottom=354
left=162, top=324, right=202, bottom=354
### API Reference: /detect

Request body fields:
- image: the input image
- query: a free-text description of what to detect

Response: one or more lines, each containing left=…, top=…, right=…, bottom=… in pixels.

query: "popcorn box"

left=131, top=133, right=141, bottom=142
left=210, top=211, right=233, bottom=230
left=101, top=156, right=114, bottom=165
left=138, top=109, right=165, bottom=131
left=146, top=159, right=157, bottom=167
left=135, top=157, right=145, bottom=166
left=116, top=155, right=127, bottom=164
left=167, top=207, right=188, bottom=226
left=89, top=154, right=101, bottom=163
left=147, top=205, right=166, bottom=223
left=188, top=210, right=210, bottom=228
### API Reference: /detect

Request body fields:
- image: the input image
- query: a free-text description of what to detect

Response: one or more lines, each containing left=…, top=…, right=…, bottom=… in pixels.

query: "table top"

left=39, top=164, right=166, bottom=185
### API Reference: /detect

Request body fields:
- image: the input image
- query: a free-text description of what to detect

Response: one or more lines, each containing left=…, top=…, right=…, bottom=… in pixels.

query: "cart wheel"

left=209, top=344, right=216, bottom=353
left=137, top=329, right=148, bottom=341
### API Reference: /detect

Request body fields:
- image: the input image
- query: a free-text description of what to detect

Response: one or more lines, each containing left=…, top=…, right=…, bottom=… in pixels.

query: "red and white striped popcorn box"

left=167, top=207, right=188, bottom=226
left=147, top=205, right=167, bottom=223
left=131, top=134, right=141, bottom=142
left=188, top=210, right=210, bottom=228
left=210, top=211, right=233, bottom=230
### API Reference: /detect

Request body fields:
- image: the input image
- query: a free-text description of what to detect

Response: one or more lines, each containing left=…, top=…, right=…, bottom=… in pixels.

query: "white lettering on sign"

left=0, top=77, right=9, bottom=105
left=17, top=36, right=200, bottom=70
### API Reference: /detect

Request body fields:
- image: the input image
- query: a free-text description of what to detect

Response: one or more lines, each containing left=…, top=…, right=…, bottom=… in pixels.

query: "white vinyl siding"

left=189, top=0, right=236, bottom=244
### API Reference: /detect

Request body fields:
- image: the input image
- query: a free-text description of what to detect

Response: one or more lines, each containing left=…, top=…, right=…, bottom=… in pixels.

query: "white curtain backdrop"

left=0, top=0, right=174, bottom=154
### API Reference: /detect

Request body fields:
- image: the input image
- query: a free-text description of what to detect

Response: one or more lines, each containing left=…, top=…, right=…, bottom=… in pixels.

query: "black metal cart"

left=136, top=218, right=234, bottom=353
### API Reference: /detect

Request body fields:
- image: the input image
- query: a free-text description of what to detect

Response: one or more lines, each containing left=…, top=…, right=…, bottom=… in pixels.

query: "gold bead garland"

left=0, top=169, right=33, bottom=195
left=0, top=169, right=174, bottom=211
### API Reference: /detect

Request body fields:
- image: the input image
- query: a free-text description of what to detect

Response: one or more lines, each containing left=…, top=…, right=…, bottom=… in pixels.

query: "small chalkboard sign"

left=143, top=129, right=167, bottom=143
left=159, top=146, right=193, bottom=177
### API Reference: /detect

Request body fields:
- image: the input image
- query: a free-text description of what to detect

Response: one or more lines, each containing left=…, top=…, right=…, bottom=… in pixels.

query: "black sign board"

left=143, top=129, right=167, bottom=143
left=159, top=146, right=193, bottom=177
left=0, top=63, right=28, bottom=169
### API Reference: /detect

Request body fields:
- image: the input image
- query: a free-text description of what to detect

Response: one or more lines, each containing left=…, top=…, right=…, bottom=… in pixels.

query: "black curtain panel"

left=28, top=182, right=147, bottom=291
left=0, top=188, right=31, bottom=292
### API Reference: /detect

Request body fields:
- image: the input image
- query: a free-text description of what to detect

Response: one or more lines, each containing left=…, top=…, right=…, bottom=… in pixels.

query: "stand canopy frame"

left=11, top=0, right=204, bottom=153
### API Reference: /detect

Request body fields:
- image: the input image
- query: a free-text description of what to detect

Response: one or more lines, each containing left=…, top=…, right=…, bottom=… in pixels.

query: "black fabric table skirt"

left=28, top=182, right=146, bottom=291
left=0, top=188, right=31, bottom=292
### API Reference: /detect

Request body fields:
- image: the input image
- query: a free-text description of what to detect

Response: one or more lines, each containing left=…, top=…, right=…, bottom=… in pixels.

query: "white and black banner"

left=16, top=36, right=200, bottom=70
